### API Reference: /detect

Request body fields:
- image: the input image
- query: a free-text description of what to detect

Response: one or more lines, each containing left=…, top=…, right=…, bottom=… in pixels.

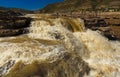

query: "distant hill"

left=0, top=6, right=33, bottom=15
left=39, top=0, right=120, bottom=13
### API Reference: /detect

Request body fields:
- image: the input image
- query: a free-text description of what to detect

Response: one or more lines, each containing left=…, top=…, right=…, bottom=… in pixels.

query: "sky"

left=0, top=0, right=63, bottom=10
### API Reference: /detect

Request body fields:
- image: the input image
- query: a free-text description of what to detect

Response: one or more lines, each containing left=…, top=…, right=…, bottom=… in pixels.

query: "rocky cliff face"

left=0, top=11, right=32, bottom=37
left=39, top=0, right=120, bottom=13
left=0, top=6, right=33, bottom=15
left=0, top=6, right=34, bottom=37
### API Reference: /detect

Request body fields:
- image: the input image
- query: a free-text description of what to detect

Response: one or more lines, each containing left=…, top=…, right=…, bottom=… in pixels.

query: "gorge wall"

left=39, top=0, right=120, bottom=13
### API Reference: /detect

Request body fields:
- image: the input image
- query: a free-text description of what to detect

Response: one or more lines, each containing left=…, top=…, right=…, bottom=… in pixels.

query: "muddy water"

left=0, top=14, right=119, bottom=77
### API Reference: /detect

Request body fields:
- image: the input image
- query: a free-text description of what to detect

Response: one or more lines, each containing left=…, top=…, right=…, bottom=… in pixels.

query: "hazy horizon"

left=0, top=0, right=63, bottom=10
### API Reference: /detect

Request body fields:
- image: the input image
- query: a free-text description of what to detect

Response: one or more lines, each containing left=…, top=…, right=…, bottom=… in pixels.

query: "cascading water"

left=74, top=30, right=120, bottom=77
left=0, top=14, right=120, bottom=77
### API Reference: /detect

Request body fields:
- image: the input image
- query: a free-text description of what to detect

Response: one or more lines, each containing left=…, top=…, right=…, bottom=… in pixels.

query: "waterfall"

left=28, top=18, right=85, bottom=39
left=74, top=30, right=120, bottom=77
left=0, top=14, right=120, bottom=77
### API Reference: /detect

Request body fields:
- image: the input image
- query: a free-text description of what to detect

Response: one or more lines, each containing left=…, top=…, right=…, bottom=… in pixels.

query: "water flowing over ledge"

left=0, top=14, right=120, bottom=77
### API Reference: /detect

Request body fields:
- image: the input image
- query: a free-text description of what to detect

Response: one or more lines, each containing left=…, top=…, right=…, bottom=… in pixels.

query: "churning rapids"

left=0, top=14, right=120, bottom=77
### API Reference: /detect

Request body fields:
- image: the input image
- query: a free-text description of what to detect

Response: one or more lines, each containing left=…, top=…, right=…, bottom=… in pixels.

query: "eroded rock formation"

left=0, top=16, right=31, bottom=37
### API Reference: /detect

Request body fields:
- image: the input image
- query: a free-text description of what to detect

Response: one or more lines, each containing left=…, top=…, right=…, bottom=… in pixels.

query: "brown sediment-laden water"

left=0, top=14, right=120, bottom=77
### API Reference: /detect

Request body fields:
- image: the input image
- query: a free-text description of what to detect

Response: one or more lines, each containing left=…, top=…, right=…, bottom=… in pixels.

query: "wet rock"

left=0, top=17, right=32, bottom=29
left=0, top=16, right=32, bottom=37
left=84, top=18, right=120, bottom=41
left=0, top=28, right=29, bottom=37
left=0, top=60, right=15, bottom=77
